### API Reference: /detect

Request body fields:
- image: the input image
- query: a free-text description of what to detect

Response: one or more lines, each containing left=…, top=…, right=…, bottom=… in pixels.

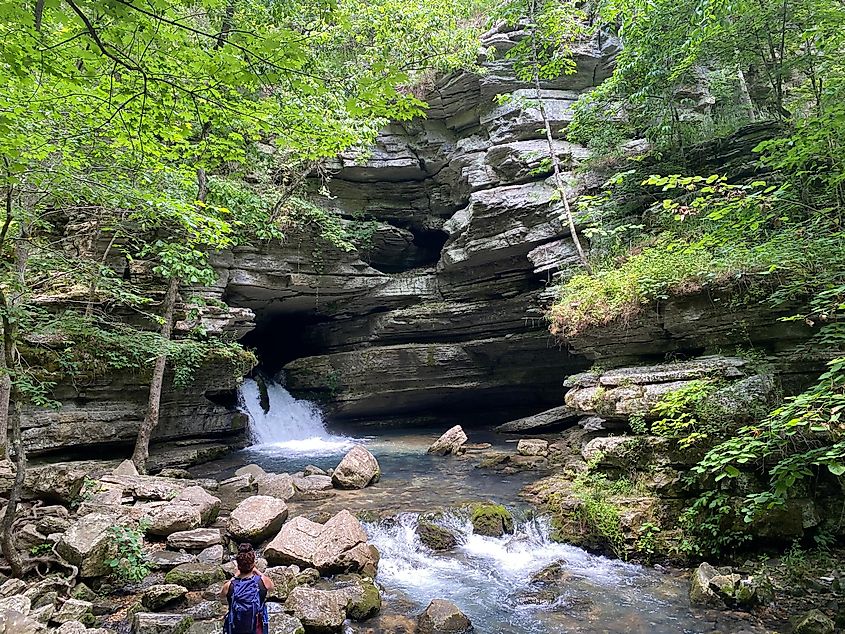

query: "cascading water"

left=364, top=512, right=746, bottom=634
left=239, top=378, right=354, bottom=455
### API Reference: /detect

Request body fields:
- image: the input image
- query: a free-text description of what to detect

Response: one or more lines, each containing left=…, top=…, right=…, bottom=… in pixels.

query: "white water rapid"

left=239, top=378, right=354, bottom=456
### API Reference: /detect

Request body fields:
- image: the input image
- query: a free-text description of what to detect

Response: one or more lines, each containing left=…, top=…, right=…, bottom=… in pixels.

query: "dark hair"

left=235, top=543, right=256, bottom=573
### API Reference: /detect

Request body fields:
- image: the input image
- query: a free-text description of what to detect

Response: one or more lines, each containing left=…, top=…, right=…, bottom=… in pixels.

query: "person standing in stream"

left=219, top=543, right=276, bottom=634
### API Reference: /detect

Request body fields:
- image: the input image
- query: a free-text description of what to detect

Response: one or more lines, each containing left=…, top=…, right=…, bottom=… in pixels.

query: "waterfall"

left=239, top=378, right=353, bottom=454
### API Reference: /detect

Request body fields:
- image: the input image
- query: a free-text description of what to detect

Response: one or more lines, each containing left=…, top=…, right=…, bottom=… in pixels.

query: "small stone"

left=417, top=599, right=473, bottom=634
left=235, top=464, right=267, bottom=479
left=257, top=473, right=295, bottom=501
left=146, top=549, right=196, bottom=569
left=303, top=465, right=326, bottom=477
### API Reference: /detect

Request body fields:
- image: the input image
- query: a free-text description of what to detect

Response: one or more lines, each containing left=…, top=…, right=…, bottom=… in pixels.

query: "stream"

left=194, top=379, right=766, bottom=633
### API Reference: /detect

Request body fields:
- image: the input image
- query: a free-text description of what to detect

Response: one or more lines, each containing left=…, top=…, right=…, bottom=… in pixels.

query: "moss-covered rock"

left=164, top=563, right=225, bottom=590
left=345, top=577, right=382, bottom=621
left=416, top=522, right=457, bottom=551
left=793, top=609, right=835, bottom=634
left=469, top=503, right=514, bottom=537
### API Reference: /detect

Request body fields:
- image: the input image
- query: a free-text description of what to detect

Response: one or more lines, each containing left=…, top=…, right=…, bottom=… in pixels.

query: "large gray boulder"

left=55, top=513, right=118, bottom=577
left=284, top=586, right=346, bottom=633
left=257, top=473, right=296, bottom=500
left=331, top=446, right=380, bottom=489
left=143, top=503, right=203, bottom=537
left=291, top=475, right=335, bottom=501
left=417, top=599, right=473, bottom=633
left=264, top=510, right=377, bottom=575
left=494, top=405, right=580, bottom=433
left=167, top=528, right=222, bottom=551
left=172, top=486, right=221, bottom=525
left=227, top=496, right=289, bottom=542
left=427, top=426, right=467, bottom=456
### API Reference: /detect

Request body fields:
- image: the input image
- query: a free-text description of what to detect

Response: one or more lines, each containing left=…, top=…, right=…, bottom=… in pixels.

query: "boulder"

left=340, top=577, right=381, bottom=621
left=269, top=613, right=305, bottom=634
left=793, top=609, right=835, bottom=634
left=0, top=594, right=31, bottom=615
left=55, top=623, right=88, bottom=634
left=416, top=522, right=457, bottom=551
left=417, top=599, right=473, bottom=634
left=51, top=599, right=93, bottom=625
left=147, top=549, right=196, bottom=569
left=164, top=563, right=226, bottom=590
left=56, top=513, right=119, bottom=577
left=257, top=473, right=296, bottom=500
left=167, top=528, right=223, bottom=551
left=516, top=439, right=548, bottom=456
left=264, top=510, right=377, bottom=575
left=157, top=468, right=194, bottom=479
left=227, top=496, right=289, bottom=542
left=132, top=613, right=193, bottom=634
left=427, top=426, right=468, bottom=456
left=284, top=586, right=346, bottom=633
left=143, top=503, right=203, bottom=537
left=113, top=460, right=139, bottom=476
left=332, top=446, right=381, bottom=489
left=494, top=406, right=580, bottom=433
left=100, top=474, right=187, bottom=501
left=303, top=465, right=327, bottom=477
left=263, top=565, right=318, bottom=602
left=689, top=563, right=722, bottom=607
left=0, top=611, right=42, bottom=634
left=235, top=464, right=267, bottom=479
left=470, top=504, right=514, bottom=537
left=141, top=584, right=189, bottom=611
left=0, top=579, right=25, bottom=598
left=219, top=474, right=256, bottom=493
left=291, top=475, right=335, bottom=500
left=172, top=486, right=221, bottom=525
left=197, top=545, right=225, bottom=565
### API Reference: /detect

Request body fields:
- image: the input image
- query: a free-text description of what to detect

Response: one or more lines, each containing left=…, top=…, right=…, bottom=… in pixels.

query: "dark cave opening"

left=364, top=227, right=449, bottom=273
left=239, top=312, right=328, bottom=378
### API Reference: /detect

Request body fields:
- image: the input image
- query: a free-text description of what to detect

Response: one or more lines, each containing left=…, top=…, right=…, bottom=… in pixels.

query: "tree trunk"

left=527, top=0, right=592, bottom=274
left=0, top=341, right=9, bottom=461
left=131, top=276, right=179, bottom=473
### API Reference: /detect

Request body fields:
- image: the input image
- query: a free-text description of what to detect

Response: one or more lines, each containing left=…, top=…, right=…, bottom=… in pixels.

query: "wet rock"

left=417, top=599, right=473, bottom=634
left=56, top=513, right=119, bottom=578
left=338, top=576, right=381, bottom=621
left=427, top=426, right=468, bottom=456
left=167, top=528, right=223, bottom=551
left=258, top=473, right=296, bottom=501
left=793, top=609, right=835, bottom=634
left=132, top=612, right=193, bottom=634
left=164, top=562, right=225, bottom=590
left=284, top=586, right=346, bottom=633
left=227, top=496, right=289, bottom=542
left=494, top=406, right=580, bottom=433
left=516, top=439, right=548, bottom=457
left=416, top=522, right=457, bottom=551
left=264, top=510, right=377, bottom=575
left=141, top=584, right=189, bottom=611
left=52, top=599, right=94, bottom=625
left=470, top=504, right=514, bottom=537
left=332, top=446, right=381, bottom=490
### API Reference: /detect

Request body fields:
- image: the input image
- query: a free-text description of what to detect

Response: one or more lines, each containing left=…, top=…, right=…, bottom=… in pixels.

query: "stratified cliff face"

left=222, top=25, right=621, bottom=423
left=20, top=26, right=821, bottom=458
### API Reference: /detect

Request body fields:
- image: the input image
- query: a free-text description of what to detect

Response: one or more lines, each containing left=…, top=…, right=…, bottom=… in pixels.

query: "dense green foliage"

left=0, top=0, right=484, bottom=419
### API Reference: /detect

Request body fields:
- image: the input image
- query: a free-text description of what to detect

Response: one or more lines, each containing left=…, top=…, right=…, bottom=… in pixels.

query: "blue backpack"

left=225, top=575, right=269, bottom=634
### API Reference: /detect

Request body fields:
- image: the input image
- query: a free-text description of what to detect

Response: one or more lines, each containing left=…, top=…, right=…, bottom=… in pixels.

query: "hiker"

left=219, top=543, right=276, bottom=634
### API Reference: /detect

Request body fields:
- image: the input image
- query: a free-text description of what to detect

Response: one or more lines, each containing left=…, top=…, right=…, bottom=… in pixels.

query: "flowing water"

left=195, top=380, right=767, bottom=634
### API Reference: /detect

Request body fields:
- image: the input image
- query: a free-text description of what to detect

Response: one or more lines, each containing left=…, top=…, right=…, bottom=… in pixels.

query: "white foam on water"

left=240, top=378, right=355, bottom=456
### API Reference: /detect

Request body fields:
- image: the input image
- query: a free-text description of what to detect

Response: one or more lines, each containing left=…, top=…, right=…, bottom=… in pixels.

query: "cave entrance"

left=239, top=312, right=327, bottom=378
